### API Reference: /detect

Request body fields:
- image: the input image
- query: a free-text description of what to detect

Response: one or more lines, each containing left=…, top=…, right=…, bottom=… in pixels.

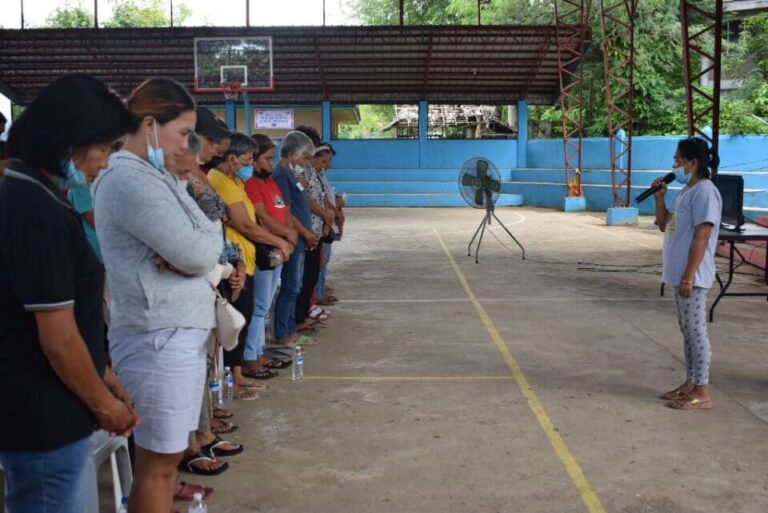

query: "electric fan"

left=458, top=157, right=525, bottom=263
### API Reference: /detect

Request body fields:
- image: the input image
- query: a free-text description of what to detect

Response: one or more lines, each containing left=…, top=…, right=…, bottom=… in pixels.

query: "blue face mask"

left=236, top=165, right=254, bottom=181
left=59, top=159, right=88, bottom=190
left=674, top=170, right=691, bottom=185
left=146, top=119, right=165, bottom=171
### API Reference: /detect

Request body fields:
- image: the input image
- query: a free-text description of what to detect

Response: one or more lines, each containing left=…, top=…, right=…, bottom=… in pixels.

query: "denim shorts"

left=110, top=327, right=209, bottom=454
left=0, top=435, right=90, bottom=513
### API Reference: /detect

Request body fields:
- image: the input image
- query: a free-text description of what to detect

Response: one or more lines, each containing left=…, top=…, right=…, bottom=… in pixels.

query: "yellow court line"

left=304, top=376, right=515, bottom=381
left=433, top=228, right=607, bottom=513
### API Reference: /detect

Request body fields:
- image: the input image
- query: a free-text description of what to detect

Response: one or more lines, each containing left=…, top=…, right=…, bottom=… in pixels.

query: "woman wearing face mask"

left=208, top=133, right=293, bottom=393
left=653, top=136, right=722, bottom=410
left=240, top=134, right=299, bottom=377
left=93, top=77, right=224, bottom=513
left=0, top=74, right=138, bottom=513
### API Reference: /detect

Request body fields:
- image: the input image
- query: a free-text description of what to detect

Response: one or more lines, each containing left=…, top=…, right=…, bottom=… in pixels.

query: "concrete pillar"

left=418, top=100, right=428, bottom=168
left=517, top=100, right=528, bottom=168
left=606, top=128, right=639, bottom=225
left=322, top=100, right=332, bottom=141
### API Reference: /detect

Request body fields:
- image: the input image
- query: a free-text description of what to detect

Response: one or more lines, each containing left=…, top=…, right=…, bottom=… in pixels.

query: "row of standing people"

left=0, top=74, right=344, bottom=513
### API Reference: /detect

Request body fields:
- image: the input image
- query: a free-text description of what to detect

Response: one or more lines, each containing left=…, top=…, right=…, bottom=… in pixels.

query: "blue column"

left=516, top=100, right=528, bottom=168
left=418, top=100, right=428, bottom=168
left=322, top=101, right=332, bottom=141
left=224, top=99, right=237, bottom=131
left=243, top=91, right=252, bottom=136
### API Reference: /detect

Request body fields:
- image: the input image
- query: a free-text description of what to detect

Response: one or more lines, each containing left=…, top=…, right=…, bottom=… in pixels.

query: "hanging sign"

left=255, top=110, right=294, bottom=129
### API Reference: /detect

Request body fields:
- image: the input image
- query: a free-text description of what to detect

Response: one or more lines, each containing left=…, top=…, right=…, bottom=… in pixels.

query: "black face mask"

left=254, top=170, right=271, bottom=180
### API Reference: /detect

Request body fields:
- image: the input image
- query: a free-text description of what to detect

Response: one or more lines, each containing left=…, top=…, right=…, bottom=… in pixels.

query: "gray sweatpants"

left=673, top=286, right=711, bottom=386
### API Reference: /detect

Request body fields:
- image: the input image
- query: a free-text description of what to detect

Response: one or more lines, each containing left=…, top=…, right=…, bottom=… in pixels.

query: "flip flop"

left=178, top=453, right=229, bottom=476
left=668, top=397, right=713, bottom=410
left=201, top=436, right=244, bottom=458
left=174, top=482, right=214, bottom=502
left=659, top=389, right=690, bottom=401
left=242, top=367, right=277, bottom=380
left=210, top=419, right=238, bottom=435
left=264, top=359, right=292, bottom=370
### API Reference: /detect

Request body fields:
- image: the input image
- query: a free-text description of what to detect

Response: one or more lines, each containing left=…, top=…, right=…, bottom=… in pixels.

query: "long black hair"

left=8, top=74, right=135, bottom=177
left=677, top=136, right=719, bottom=179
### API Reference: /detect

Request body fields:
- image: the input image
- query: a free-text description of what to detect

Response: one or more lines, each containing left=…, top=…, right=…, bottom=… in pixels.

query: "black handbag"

left=321, top=228, right=337, bottom=244
left=255, top=243, right=279, bottom=270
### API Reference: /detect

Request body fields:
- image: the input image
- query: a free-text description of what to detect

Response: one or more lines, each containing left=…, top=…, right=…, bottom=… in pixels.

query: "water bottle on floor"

left=188, top=492, right=208, bottom=513
left=292, top=346, right=304, bottom=382
left=209, top=379, right=221, bottom=409
left=118, top=497, right=128, bottom=513
left=223, top=366, right=234, bottom=404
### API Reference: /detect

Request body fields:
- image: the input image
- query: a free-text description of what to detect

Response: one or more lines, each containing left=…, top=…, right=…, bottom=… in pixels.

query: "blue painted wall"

left=527, top=135, right=768, bottom=171
left=329, top=138, right=517, bottom=170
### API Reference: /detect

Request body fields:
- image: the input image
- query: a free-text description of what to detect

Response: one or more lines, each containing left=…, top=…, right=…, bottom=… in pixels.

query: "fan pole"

left=467, top=193, right=526, bottom=264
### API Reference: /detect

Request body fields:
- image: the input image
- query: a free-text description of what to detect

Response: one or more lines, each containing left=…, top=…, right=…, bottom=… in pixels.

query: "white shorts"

left=110, top=328, right=209, bottom=454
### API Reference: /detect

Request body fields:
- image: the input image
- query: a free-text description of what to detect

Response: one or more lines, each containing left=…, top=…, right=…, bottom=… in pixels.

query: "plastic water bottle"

left=223, top=367, right=234, bottom=405
left=209, top=380, right=221, bottom=409
left=188, top=492, right=207, bottom=513
left=118, top=497, right=128, bottom=513
left=292, top=346, right=304, bottom=382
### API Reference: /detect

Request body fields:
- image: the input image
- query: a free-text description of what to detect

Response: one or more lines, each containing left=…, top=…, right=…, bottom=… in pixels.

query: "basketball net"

left=221, top=81, right=242, bottom=102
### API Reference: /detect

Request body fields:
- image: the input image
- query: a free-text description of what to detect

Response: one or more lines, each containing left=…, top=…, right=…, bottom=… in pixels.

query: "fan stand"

left=467, top=189, right=526, bottom=264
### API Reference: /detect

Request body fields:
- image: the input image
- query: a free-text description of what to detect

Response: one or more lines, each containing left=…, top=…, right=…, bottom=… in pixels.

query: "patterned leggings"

left=673, top=286, right=711, bottom=386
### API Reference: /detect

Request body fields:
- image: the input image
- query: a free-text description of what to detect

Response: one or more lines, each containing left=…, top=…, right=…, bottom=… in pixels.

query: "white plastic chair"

left=86, top=431, right=132, bottom=513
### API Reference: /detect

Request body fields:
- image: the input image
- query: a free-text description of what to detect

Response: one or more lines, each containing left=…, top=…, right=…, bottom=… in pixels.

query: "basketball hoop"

left=221, top=81, right=242, bottom=101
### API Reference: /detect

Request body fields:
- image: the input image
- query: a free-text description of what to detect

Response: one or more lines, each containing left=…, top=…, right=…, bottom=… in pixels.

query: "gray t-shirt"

left=662, top=179, right=722, bottom=288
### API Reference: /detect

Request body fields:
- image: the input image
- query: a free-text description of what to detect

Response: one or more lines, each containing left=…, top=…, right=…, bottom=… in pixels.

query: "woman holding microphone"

left=654, top=136, right=721, bottom=410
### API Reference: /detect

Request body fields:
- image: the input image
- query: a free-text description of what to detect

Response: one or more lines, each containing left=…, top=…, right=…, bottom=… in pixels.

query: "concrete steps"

left=326, top=168, right=522, bottom=208
left=324, top=166, right=768, bottom=210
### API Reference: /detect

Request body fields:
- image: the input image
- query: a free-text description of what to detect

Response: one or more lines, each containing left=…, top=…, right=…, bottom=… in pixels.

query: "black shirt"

left=0, top=161, right=106, bottom=451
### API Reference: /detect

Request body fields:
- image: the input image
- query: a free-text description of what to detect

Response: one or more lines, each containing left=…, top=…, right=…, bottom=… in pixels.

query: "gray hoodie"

left=93, top=150, right=222, bottom=339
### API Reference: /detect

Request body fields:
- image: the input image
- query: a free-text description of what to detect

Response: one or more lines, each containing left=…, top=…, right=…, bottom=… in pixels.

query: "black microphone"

left=635, top=172, right=676, bottom=203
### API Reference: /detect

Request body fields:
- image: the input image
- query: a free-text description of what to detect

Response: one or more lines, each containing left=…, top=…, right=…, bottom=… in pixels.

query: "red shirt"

left=244, top=176, right=288, bottom=226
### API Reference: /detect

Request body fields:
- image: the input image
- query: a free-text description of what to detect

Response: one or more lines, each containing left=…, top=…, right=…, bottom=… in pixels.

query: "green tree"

left=103, top=0, right=191, bottom=28
left=46, top=1, right=94, bottom=28
left=45, top=0, right=192, bottom=28
left=348, top=0, right=768, bottom=135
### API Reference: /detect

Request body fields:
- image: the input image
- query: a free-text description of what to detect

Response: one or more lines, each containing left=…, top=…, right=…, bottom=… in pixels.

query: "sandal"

left=238, top=377, right=267, bottom=390
left=210, top=419, right=238, bottom=435
left=309, top=306, right=330, bottom=320
left=242, top=367, right=277, bottom=380
left=178, top=453, right=229, bottom=476
left=174, top=482, right=214, bottom=501
left=213, top=408, right=233, bottom=419
left=317, top=296, right=337, bottom=306
left=660, top=388, right=691, bottom=401
left=236, top=388, right=259, bottom=400
left=295, top=334, right=319, bottom=346
left=201, top=436, right=244, bottom=458
left=668, top=397, right=713, bottom=410
left=264, top=359, right=292, bottom=370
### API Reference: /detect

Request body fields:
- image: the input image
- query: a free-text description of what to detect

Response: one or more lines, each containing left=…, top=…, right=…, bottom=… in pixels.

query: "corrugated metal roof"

left=0, top=25, right=586, bottom=105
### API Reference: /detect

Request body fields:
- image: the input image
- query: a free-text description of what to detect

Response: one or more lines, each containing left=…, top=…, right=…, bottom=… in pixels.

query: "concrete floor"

left=188, top=208, right=768, bottom=513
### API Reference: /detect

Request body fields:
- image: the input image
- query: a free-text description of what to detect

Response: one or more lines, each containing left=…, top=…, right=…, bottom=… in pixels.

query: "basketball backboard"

left=194, top=37, right=274, bottom=93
